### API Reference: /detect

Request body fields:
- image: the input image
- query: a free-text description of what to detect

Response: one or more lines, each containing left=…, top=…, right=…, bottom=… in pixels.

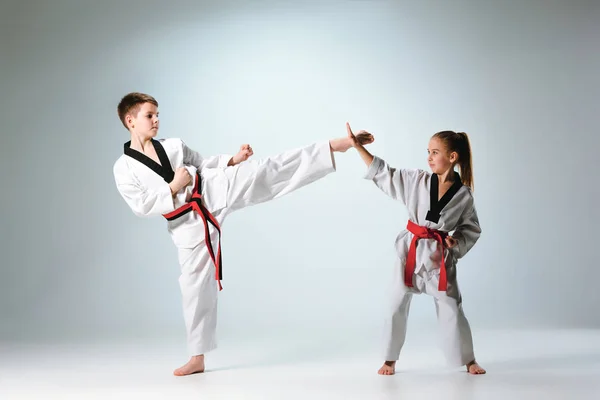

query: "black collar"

left=426, top=172, right=463, bottom=223
left=123, top=139, right=175, bottom=183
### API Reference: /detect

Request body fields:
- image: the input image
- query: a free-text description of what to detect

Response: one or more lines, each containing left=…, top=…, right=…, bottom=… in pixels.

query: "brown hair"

left=432, top=130, right=474, bottom=190
left=117, top=92, right=158, bottom=130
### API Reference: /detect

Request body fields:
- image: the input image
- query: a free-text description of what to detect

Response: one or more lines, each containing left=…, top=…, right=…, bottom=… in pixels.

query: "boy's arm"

left=182, top=140, right=253, bottom=169
left=182, top=140, right=232, bottom=170
left=113, top=162, right=175, bottom=218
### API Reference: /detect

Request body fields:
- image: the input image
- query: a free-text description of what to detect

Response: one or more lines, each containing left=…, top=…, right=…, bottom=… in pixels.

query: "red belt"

left=163, top=172, right=224, bottom=291
left=405, top=220, right=448, bottom=291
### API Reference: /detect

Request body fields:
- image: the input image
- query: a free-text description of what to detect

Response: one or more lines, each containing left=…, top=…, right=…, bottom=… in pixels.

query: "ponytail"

left=432, top=131, right=475, bottom=190
left=457, top=132, right=473, bottom=190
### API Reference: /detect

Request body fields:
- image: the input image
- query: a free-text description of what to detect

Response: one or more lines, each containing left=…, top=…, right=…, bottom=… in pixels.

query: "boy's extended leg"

left=223, top=141, right=336, bottom=213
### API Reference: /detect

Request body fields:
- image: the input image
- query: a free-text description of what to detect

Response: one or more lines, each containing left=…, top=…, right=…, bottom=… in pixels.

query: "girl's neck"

left=437, top=168, right=456, bottom=184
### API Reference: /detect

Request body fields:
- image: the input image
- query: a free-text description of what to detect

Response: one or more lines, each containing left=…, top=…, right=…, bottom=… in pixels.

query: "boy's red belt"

left=163, top=172, right=223, bottom=290
left=405, top=220, right=449, bottom=291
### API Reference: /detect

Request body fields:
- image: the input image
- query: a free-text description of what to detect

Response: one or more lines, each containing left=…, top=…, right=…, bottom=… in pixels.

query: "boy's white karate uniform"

left=365, top=156, right=481, bottom=366
left=114, top=138, right=335, bottom=355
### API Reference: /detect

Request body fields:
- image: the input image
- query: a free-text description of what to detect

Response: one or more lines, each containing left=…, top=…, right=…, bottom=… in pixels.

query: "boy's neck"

left=129, top=132, right=153, bottom=152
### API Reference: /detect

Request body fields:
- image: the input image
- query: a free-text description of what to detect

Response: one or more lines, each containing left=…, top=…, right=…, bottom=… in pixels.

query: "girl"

left=346, top=123, right=486, bottom=375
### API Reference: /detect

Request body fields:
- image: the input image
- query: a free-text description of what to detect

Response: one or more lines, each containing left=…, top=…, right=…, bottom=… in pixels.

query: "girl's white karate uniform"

left=113, top=138, right=335, bottom=355
left=364, top=156, right=481, bottom=366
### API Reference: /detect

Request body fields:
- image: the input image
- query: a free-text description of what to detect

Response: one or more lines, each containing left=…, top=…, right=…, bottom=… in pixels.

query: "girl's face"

left=427, top=137, right=457, bottom=174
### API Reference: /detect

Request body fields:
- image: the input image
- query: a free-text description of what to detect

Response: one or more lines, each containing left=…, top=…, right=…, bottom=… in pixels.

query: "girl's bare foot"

left=173, top=355, right=205, bottom=376
left=378, top=360, right=396, bottom=375
left=466, top=360, right=486, bottom=375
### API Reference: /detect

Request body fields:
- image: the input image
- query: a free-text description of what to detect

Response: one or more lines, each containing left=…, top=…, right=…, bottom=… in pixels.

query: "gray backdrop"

left=1, top=0, right=598, bottom=348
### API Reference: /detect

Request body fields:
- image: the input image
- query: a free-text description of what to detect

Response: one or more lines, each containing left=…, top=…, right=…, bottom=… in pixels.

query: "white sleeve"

left=451, top=203, right=481, bottom=259
left=363, top=156, right=422, bottom=205
left=113, top=162, right=175, bottom=218
left=181, top=140, right=232, bottom=170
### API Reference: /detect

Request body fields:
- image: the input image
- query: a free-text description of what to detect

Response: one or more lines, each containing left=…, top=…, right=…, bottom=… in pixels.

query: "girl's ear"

left=449, top=151, right=459, bottom=163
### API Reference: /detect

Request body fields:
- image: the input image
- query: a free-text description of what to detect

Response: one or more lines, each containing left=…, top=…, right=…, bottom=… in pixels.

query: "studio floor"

left=1, top=329, right=599, bottom=399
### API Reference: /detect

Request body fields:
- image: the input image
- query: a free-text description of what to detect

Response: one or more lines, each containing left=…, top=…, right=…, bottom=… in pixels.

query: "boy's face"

left=127, top=102, right=159, bottom=138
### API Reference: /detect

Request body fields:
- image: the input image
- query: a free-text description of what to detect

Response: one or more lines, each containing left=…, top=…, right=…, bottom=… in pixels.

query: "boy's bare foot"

left=173, top=355, right=205, bottom=376
left=466, top=360, right=486, bottom=375
left=330, top=132, right=374, bottom=152
left=378, top=360, right=396, bottom=375
left=329, top=137, right=351, bottom=152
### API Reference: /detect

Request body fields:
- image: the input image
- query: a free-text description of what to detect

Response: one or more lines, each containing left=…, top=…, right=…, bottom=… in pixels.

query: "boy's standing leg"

left=174, top=237, right=222, bottom=376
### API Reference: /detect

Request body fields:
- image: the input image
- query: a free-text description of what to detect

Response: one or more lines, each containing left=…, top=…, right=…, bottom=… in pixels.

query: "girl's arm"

left=347, top=123, right=420, bottom=204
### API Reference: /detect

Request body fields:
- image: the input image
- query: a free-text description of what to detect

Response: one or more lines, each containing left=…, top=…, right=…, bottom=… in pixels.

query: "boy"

left=113, top=92, right=374, bottom=375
